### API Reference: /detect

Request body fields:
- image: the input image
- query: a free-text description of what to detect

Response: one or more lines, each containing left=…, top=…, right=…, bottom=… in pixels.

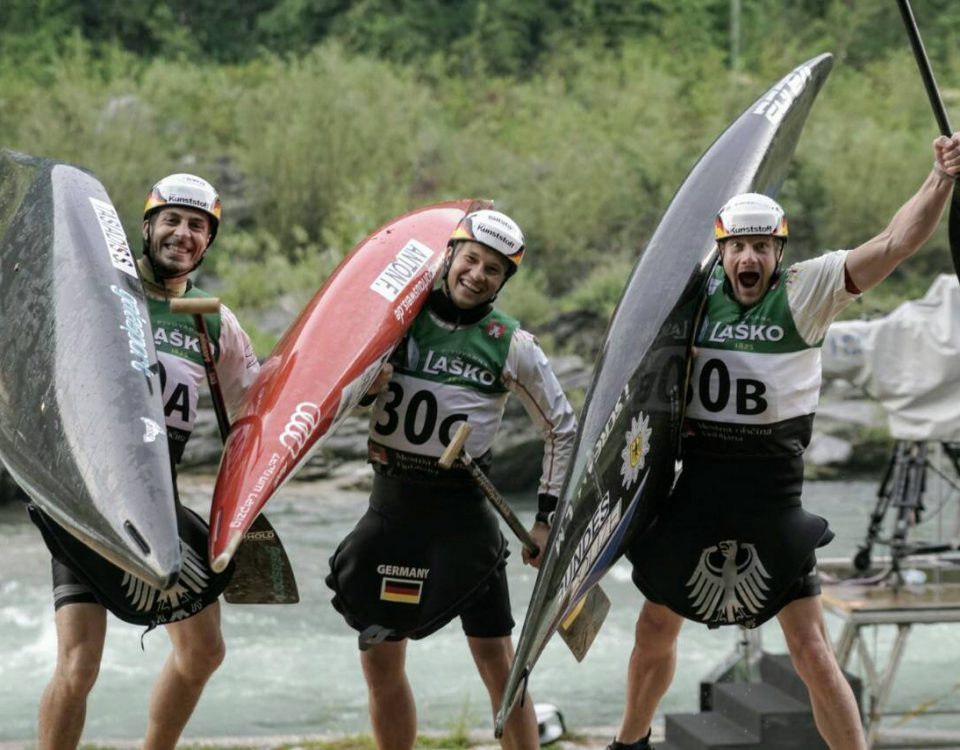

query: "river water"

left=3, top=465, right=960, bottom=743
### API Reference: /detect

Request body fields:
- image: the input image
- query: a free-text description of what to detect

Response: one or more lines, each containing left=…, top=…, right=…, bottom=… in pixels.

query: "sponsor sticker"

left=111, top=285, right=153, bottom=375
left=279, top=402, right=321, bottom=458
left=90, top=197, right=138, bottom=278
left=752, top=62, right=813, bottom=126
left=588, top=382, right=630, bottom=473
left=619, top=412, right=652, bottom=489
left=141, top=417, right=165, bottom=443
left=231, top=451, right=282, bottom=529
left=556, top=492, right=621, bottom=603
left=371, top=240, right=434, bottom=302
left=393, top=268, right=436, bottom=324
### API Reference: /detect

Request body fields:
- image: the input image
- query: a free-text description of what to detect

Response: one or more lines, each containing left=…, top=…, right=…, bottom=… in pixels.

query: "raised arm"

left=845, top=133, right=960, bottom=293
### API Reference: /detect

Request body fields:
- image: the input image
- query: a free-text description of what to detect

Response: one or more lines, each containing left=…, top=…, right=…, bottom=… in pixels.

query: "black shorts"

left=51, top=557, right=99, bottom=609
left=640, top=551, right=823, bottom=612
left=30, top=502, right=232, bottom=627
left=458, top=560, right=515, bottom=638
left=327, top=473, right=512, bottom=642
left=627, top=456, right=832, bottom=629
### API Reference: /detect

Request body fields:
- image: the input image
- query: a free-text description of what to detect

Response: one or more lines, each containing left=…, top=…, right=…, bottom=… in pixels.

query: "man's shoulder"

left=783, top=249, right=847, bottom=290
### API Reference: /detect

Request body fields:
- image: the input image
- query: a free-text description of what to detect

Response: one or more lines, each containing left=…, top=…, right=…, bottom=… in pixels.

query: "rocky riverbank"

left=0, top=350, right=893, bottom=506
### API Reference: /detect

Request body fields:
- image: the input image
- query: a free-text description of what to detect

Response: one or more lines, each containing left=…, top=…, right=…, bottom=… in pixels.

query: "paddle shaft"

left=897, top=0, right=960, bottom=284
left=439, top=422, right=539, bottom=556
left=466, top=457, right=540, bottom=557
left=897, top=0, right=951, bottom=136
left=168, top=297, right=230, bottom=441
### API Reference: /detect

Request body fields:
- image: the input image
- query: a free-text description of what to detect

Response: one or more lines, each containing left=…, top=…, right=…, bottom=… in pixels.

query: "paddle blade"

left=222, top=514, right=299, bottom=604
left=556, top=585, right=611, bottom=663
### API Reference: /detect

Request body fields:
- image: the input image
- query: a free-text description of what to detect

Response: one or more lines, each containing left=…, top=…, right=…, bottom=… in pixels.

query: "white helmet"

left=144, top=173, right=222, bottom=245
left=714, top=193, right=788, bottom=242
left=449, top=209, right=525, bottom=275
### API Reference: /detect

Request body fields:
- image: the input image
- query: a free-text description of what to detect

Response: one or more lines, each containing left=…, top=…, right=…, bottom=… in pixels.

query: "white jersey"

left=147, top=290, right=259, bottom=454
left=685, top=251, right=858, bottom=457
left=370, top=305, right=576, bottom=496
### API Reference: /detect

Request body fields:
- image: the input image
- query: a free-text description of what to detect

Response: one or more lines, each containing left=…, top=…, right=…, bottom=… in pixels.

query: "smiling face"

left=142, top=206, right=212, bottom=280
left=445, top=241, right=510, bottom=309
left=719, top=234, right=783, bottom=307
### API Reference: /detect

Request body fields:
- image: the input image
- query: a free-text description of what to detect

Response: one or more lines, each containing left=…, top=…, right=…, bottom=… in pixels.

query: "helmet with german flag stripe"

left=144, top=173, right=221, bottom=246
left=714, top=193, right=788, bottom=243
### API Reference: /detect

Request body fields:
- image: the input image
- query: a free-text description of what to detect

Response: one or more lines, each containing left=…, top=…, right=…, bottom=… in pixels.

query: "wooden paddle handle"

left=168, top=296, right=229, bottom=441
left=169, top=297, right=221, bottom=315
left=439, top=423, right=540, bottom=556
left=438, top=421, right=472, bottom=468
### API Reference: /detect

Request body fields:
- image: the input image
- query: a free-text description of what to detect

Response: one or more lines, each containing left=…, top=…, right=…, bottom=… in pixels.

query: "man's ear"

left=141, top=219, right=150, bottom=243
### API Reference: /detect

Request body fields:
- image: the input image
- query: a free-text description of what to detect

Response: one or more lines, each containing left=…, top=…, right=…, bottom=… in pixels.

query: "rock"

left=0, top=335, right=905, bottom=505
left=806, top=433, right=853, bottom=467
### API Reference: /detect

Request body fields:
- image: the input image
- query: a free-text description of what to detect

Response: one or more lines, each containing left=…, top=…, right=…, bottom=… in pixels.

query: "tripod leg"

left=854, top=441, right=904, bottom=572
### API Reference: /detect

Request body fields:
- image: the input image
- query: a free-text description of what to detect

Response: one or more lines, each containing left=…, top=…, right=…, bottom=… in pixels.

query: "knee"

left=176, top=632, right=226, bottom=681
left=57, top=646, right=101, bottom=697
left=633, top=605, right=681, bottom=658
left=471, top=639, right=512, bottom=687
left=361, top=643, right=407, bottom=689
left=786, top=631, right=838, bottom=685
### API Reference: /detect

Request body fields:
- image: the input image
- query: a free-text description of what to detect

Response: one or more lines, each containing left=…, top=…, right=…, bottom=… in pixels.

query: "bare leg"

left=777, top=596, right=866, bottom=750
left=360, top=639, right=416, bottom=750
left=38, top=603, right=107, bottom=750
left=467, top=635, right=539, bottom=750
left=614, top=601, right=684, bottom=744
left=143, top=601, right=226, bottom=750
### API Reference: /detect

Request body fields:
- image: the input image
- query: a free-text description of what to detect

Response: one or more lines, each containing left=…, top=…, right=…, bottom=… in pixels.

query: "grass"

left=80, top=740, right=478, bottom=750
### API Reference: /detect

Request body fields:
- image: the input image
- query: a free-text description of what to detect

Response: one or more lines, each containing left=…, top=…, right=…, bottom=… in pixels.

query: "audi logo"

left=279, top=401, right=321, bottom=458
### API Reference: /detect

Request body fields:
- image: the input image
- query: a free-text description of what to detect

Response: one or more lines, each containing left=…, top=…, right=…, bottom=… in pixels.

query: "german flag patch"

left=380, top=577, right=423, bottom=604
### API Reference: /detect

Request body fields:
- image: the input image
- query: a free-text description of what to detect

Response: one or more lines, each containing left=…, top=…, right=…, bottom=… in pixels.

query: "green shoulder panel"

left=405, top=308, right=520, bottom=394
left=697, top=266, right=810, bottom=354
left=147, top=286, right=223, bottom=364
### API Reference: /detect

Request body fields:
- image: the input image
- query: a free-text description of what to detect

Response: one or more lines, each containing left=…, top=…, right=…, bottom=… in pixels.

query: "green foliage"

left=229, top=45, right=444, bottom=253
left=3, top=1, right=960, bottom=358
left=562, top=256, right=638, bottom=320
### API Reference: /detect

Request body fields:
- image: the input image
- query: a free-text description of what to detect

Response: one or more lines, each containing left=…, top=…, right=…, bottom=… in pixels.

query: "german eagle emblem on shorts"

left=686, top=539, right=771, bottom=625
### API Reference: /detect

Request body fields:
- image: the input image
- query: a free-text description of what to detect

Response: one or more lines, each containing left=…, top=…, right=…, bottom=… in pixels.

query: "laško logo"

left=422, top=350, right=497, bottom=386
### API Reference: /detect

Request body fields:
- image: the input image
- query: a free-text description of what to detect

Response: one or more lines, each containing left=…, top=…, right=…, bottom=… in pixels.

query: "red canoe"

left=209, top=199, right=488, bottom=571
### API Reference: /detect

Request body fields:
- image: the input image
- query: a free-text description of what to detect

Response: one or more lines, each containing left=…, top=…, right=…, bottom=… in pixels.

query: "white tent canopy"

left=822, top=274, right=960, bottom=441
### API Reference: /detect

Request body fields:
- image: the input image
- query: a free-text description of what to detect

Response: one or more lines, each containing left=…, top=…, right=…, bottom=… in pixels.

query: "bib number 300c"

left=373, top=382, right=467, bottom=446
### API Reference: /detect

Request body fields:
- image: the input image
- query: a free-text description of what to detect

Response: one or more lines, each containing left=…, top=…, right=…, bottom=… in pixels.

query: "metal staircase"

left=657, top=653, right=862, bottom=750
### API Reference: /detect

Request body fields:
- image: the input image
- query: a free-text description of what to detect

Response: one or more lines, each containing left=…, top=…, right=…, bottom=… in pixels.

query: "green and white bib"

left=685, top=252, right=856, bottom=457
left=370, top=308, right=519, bottom=459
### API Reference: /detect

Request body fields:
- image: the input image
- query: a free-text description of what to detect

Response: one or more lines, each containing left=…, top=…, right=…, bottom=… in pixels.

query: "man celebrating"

left=327, top=209, right=577, bottom=750
left=28, top=173, right=259, bottom=750
left=611, top=133, right=960, bottom=750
